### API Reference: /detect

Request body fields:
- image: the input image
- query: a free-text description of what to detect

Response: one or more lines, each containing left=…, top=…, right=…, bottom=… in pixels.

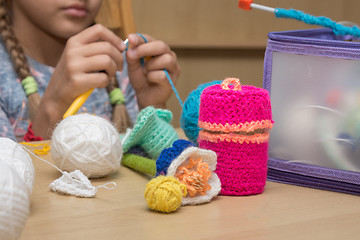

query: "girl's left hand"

left=125, top=33, right=181, bottom=109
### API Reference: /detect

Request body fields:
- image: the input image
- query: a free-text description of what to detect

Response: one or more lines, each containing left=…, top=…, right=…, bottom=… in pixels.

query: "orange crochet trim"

left=221, top=78, right=242, bottom=91
left=199, top=119, right=273, bottom=133
left=198, top=130, right=270, bottom=144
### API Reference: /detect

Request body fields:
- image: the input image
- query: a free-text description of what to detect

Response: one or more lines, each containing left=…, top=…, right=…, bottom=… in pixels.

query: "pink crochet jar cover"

left=198, top=78, right=273, bottom=196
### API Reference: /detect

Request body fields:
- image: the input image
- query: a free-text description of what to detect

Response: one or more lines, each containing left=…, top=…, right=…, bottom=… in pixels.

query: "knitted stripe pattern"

left=198, top=78, right=273, bottom=196
left=122, top=106, right=179, bottom=160
left=198, top=119, right=273, bottom=133
left=198, top=130, right=270, bottom=144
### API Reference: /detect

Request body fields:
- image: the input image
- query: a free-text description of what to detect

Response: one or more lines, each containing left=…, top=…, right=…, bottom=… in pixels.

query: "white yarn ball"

left=51, top=113, right=123, bottom=178
left=0, top=162, right=30, bottom=240
left=0, top=137, right=35, bottom=194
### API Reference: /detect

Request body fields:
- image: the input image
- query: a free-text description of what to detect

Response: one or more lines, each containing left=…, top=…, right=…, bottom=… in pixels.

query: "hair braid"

left=106, top=76, right=132, bottom=133
left=0, top=0, right=41, bottom=122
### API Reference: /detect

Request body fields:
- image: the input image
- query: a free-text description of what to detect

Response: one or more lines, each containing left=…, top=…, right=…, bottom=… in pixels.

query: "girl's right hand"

left=33, top=24, right=126, bottom=139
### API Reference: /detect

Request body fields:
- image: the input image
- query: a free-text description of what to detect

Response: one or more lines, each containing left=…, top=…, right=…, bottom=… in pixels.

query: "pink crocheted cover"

left=198, top=78, right=272, bottom=196
left=198, top=136, right=268, bottom=195
left=198, top=78, right=273, bottom=133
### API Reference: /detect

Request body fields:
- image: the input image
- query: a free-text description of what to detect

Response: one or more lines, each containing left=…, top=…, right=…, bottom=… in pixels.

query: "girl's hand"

left=47, top=24, right=126, bottom=109
left=125, top=33, right=181, bottom=109
left=33, top=24, right=126, bottom=138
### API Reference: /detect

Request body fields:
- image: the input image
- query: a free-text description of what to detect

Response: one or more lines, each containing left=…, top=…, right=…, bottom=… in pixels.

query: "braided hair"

left=0, top=0, right=131, bottom=132
left=0, top=0, right=41, bottom=122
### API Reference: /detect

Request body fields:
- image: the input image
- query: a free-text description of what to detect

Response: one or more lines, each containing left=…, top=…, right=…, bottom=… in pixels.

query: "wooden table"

left=21, top=142, right=360, bottom=240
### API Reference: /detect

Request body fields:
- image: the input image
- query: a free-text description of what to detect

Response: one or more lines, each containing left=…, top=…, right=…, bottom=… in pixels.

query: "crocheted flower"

left=156, top=139, right=221, bottom=205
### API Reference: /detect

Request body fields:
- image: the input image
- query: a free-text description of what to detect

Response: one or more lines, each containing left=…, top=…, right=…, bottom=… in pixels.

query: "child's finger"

left=143, top=51, right=178, bottom=73
left=69, top=24, right=126, bottom=51
left=77, top=41, right=124, bottom=70
left=126, top=33, right=153, bottom=47
left=126, top=40, right=171, bottom=62
left=82, top=55, right=119, bottom=80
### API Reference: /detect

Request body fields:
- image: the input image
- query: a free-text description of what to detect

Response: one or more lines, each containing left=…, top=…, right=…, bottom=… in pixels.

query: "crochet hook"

left=238, top=0, right=360, bottom=37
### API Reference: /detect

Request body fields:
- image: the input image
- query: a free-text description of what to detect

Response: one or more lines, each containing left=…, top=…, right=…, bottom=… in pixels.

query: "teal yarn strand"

left=126, top=33, right=183, bottom=108
left=136, top=33, right=148, bottom=66
left=275, top=8, right=360, bottom=37
left=164, top=69, right=183, bottom=107
left=180, top=80, right=222, bottom=145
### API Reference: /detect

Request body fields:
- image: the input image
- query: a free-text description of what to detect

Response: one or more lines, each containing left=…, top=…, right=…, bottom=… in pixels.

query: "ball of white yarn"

left=0, top=137, right=35, bottom=194
left=51, top=113, right=123, bottom=178
left=0, top=162, right=30, bottom=240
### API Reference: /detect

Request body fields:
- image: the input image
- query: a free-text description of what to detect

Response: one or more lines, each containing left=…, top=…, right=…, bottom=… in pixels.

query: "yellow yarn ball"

left=144, top=176, right=187, bottom=213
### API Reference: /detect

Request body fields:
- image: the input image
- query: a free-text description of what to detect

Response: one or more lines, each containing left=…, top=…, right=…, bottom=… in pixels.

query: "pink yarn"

left=198, top=78, right=273, bottom=196
left=198, top=136, right=268, bottom=195
left=198, top=84, right=273, bottom=127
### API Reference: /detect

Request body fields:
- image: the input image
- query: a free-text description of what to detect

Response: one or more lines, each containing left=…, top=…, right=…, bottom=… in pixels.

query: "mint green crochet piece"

left=122, top=106, right=179, bottom=159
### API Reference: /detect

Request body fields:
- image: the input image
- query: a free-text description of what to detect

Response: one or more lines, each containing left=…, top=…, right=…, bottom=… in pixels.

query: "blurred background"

left=131, top=0, right=360, bottom=127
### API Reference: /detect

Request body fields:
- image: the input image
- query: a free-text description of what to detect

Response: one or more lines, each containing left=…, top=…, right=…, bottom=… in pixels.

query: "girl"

left=0, top=0, right=181, bottom=141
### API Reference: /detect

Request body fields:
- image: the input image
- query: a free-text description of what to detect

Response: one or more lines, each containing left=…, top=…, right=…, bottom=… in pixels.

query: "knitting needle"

left=238, top=0, right=274, bottom=13
left=238, top=0, right=360, bottom=38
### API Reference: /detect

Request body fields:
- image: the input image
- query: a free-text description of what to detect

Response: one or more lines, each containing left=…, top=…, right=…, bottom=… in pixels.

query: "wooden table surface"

left=20, top=142, right=360, bottom=240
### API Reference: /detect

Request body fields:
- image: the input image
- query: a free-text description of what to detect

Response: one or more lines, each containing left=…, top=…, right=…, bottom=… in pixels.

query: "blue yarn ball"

left=180, top=80, right=222, bottom=145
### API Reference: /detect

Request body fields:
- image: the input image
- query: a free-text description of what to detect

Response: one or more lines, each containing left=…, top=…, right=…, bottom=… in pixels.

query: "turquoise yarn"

left=122, top=106, right=179, bottom=159
left=275, top=8, right=360, bottom=37
left=125, top=33, right=183, bottom=108
left=180, top=80, right=222, bottom=145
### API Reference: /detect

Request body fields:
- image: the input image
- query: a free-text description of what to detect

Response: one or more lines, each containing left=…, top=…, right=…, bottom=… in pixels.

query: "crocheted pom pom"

left=51, top=113, right=123, bottom=178
left=144, top=176, right=187, bottom=213
left=180, top=80, right=222, bottom=145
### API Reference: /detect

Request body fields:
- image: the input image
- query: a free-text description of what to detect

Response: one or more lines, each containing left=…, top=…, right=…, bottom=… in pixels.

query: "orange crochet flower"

left=175, top=158, right=212, bottom=197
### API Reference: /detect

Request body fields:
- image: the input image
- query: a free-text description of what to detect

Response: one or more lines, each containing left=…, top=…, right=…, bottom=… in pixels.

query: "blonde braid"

left=0, top=0, right=41, bottom=122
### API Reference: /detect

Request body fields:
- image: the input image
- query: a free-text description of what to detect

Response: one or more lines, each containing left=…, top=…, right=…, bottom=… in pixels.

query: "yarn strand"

left=238, top=1, right=360, bottom=38
left=275, top=8, right=360, bottom=37
left=20, top=144, right=64, bottom=173
left=20, top=142, right=117, bottom=193
left=125, top=33, right=183, bottom=108
left=96, top=182, right=117, bottom=190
